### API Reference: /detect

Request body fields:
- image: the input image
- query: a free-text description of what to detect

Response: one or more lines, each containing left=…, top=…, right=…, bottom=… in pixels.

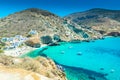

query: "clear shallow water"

left=24, top=37, right=120, bottom=80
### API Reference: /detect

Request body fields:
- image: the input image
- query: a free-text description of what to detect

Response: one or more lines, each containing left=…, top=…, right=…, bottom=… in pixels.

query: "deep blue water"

left=23, top=37, right=120, bottom=80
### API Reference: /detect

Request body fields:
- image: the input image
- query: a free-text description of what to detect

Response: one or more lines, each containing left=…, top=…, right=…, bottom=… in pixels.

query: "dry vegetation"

left=0, top=54, right=66, bottom=80
left=0, top=8, right=103, bottom=42
left=0, top=8, right=80, bottom=41
left=65, top=8, right=120, bottom=36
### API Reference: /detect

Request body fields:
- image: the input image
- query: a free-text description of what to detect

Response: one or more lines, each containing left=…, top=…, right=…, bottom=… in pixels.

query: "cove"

left=23, top=37, right=120, bottom=80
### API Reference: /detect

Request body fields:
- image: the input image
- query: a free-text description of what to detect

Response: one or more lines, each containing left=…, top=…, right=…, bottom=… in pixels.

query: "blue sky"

left=0, top=0, right=120, bottom=17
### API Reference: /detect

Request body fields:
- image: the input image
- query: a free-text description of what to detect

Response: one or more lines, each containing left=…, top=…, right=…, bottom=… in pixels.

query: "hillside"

left=0, top=8, right=102, bottom=41
left=65, top=8, right=120, bottom=36
left=0, top=55, right=66, bottom=80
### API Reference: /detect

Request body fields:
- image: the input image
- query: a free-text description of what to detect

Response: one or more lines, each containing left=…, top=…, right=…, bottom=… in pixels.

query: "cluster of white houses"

left=0, top=29, right=38, bottom=50
left=1, top=35, right=28, bottom=50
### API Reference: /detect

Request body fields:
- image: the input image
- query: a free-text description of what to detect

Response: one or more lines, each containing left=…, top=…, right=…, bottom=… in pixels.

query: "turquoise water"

left=25, top=37, right=120, bottom=80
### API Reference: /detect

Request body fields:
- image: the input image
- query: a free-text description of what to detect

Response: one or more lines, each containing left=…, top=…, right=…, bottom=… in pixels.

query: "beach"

left=3, top=46, right=35, bottom=57
left=3, top=44, right=47, bottom=57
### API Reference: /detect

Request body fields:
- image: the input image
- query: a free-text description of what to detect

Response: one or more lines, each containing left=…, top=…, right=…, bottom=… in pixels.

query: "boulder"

left=26, top=35, right=40, bottom=48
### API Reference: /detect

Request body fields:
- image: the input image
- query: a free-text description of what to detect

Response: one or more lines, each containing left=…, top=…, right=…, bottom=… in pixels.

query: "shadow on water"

left=21, top=47, right=49, bottom=58
left=35, top=47, right=49, bottom=57
left=38, top=47, right=48, bottom=53
left=55, top=62, right=107, bottom=80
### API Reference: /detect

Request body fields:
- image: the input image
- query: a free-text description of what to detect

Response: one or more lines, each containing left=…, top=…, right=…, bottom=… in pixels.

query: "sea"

left=22, top=37, right=120, bottom=80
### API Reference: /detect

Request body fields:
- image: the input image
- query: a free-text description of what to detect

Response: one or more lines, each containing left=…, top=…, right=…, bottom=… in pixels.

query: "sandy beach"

left=3, top=44, right=47, bottom=57
left=3, top=46, right=36, bottom=57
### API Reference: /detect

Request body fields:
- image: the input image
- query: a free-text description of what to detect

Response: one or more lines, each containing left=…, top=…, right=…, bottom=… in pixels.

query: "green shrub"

left=0, top=42, right=5, bottom=47
left=53, top=34, right=61, bottom=41
left=27, top=34, right=32, bottom=37
left=41, top=35, right=53, bottom=44
left=0, top=49, right=4, bottom=53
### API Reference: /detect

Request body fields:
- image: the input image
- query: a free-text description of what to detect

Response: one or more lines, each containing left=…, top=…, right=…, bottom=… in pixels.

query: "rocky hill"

left=0, top=8, right=102, bottom=41
left=0, top=55, right=66, bottom=80
left=65, top=8, right=120, bottom=36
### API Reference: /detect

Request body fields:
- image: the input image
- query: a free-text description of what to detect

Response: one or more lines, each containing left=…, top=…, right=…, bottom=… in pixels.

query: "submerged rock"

left=88, top=75, right=96, bottom=80
left=100, top=68, right=104, bottom=70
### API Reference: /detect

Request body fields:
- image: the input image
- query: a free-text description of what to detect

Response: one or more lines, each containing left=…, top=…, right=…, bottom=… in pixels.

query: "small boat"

left=69, top=46, right=73, bottom=49
left=110, top=69, right=115, bottom=73
left=61, top=51, right=65, bottom=54
left=77, top=52, right=82, bottom=55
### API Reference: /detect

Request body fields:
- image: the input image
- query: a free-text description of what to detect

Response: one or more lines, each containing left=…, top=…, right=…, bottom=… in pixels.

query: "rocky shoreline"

left=0, top=55, right=67, bottom=80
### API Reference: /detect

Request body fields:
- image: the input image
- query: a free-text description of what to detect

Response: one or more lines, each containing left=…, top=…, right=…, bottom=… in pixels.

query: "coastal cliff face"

left=0, top=55, right=66, bottom=80
left=0, top=8, right=102, bottom=41
left=65, top=8, right=120, bottom=36
left=0, top=66, right=53, bottom=80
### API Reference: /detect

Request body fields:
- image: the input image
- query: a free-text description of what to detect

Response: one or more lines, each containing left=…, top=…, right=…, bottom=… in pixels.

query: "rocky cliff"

left=65, top=8, right=120, bottom=36
left=0, top=55, right=66, bottom=80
